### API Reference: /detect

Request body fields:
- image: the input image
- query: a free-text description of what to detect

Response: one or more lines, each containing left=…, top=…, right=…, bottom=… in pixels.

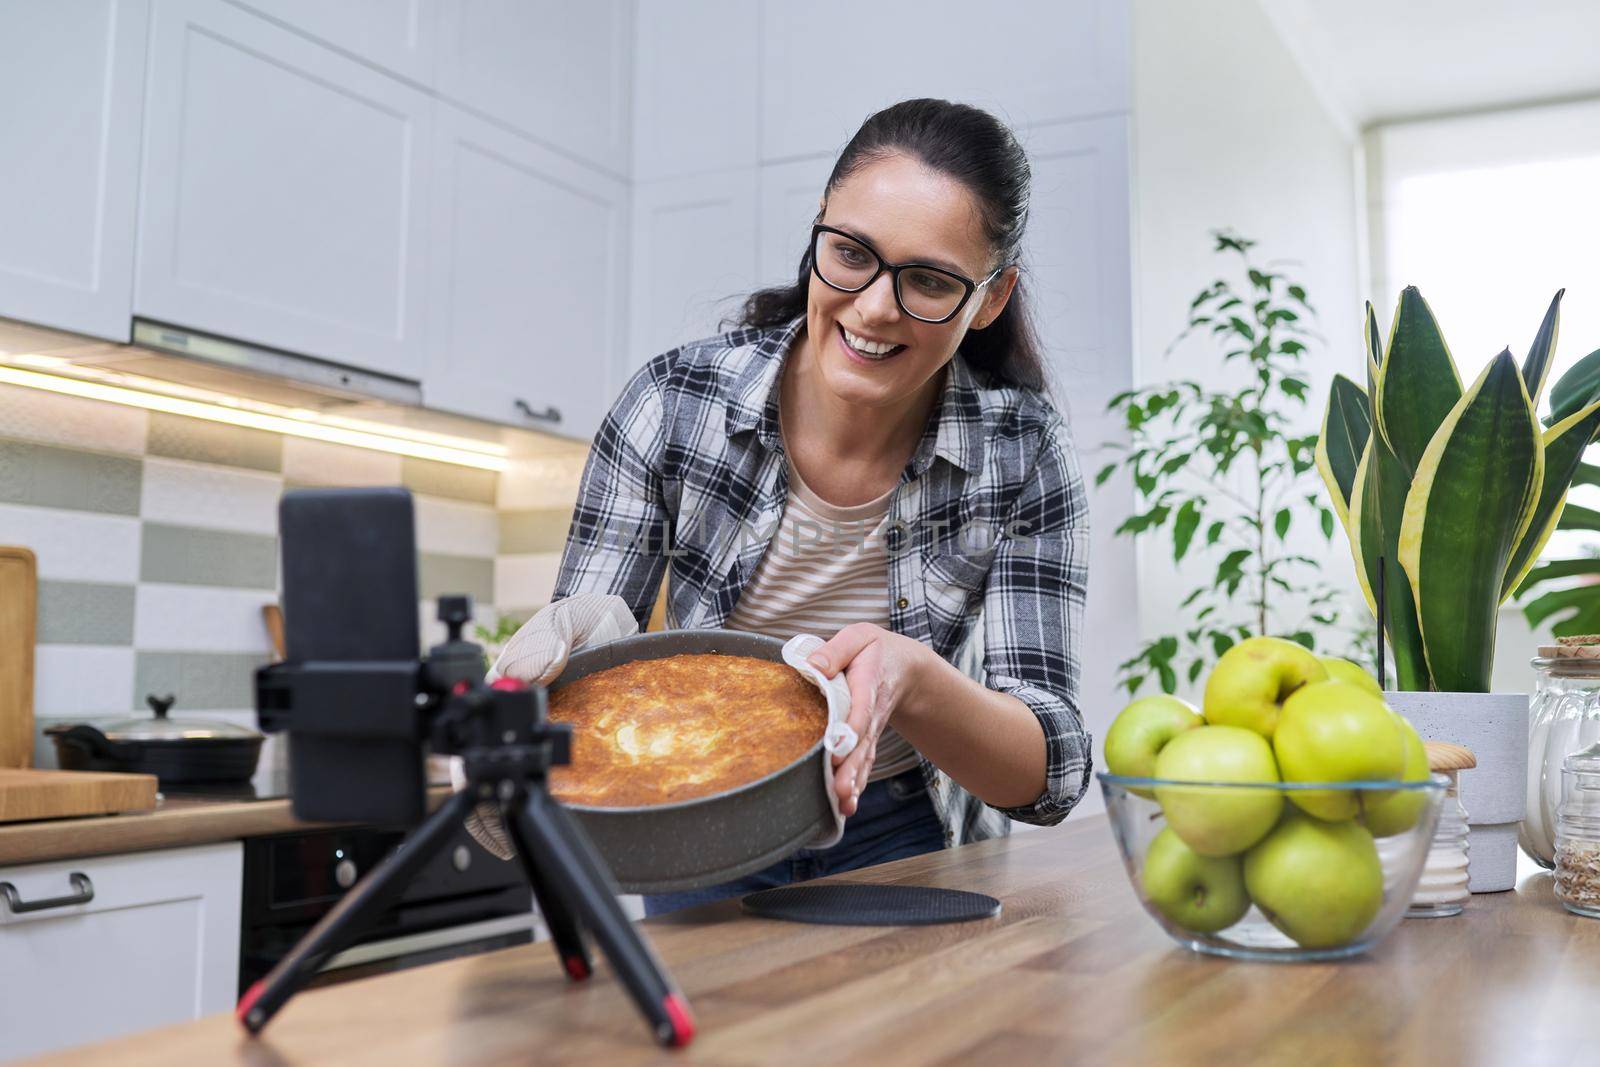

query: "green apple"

left=1243, top=810, right=1384, bottom=949
left=1360, top=714, right=1431, bottom=837
left=1318, top=656, right=1383, bottom=697
left=1105, top=695, right=1205, bottom=797
left=1272, top=680, right=1406, bottom=820
left=1141, top=827, right=1250, bottom=934
left=1203, top=636, right=1329, bottom=738
left=1152, top=725, right=1283, bottom=856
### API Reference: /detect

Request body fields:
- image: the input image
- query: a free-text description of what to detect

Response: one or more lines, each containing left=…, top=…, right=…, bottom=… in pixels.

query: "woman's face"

left=805, top=152, right=1018, bottom=411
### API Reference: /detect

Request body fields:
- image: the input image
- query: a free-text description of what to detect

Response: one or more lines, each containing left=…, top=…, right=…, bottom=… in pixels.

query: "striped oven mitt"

left=450, top=593, right=639, bottom=860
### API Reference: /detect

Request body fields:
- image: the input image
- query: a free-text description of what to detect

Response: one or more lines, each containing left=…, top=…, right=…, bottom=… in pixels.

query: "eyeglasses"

left=808, top=224, right=1005, bottom=324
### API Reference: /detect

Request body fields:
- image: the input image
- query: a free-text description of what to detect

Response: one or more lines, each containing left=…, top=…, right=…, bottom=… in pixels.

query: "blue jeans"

left=642, top=768, right=945, bottom=916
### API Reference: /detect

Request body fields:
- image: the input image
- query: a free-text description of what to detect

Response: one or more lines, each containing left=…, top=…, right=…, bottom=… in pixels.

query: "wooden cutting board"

left=0, top=768, right=159, bottom=823
left=0, top=547, right=36, bottom=769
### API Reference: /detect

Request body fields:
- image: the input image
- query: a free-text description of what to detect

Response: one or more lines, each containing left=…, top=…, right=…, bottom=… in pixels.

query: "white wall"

left=1129, top=0, right=1366, bottom=700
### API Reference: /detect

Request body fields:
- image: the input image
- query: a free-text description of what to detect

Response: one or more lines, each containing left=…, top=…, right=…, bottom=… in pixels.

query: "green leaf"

left=1187, top=659, right=1205, bottom=684
left=1094, top=462, right=1117, bottom=487
left=1211, top=632, right=1235, bottom=657
left=1376, top=287, right=1464, bottom=477
left=1398, top=350, right=1542, bottom=693
left=1515, top=556, right=1600, bottom=599
left=1549, top=346, right=1600, bottom=426
left=1502, top=395, right=1600, bottom=600
left=1557, top=503, right=1600, bottom=532
left=1158, top=663, right=1178, bottom=693
left=1206, top=521, right=1224, bottom=546
left=1520, top=289, right=1564, bottom=406
left=1315, top=374, right=1370, bottom=532
left=1320, top=508, right=1335, bottom=539
left=1352, top=433, right=1431, bottom=690
left=1571, top=462, right=1600, bottom=489
left=1523, top=585, right=1600, bottom=638
left=1173, top=499, right=1201, bottom=561
left=1274, top=508, right=1291, bottom=539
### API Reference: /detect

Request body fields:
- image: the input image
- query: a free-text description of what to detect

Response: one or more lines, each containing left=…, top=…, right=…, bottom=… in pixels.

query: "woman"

left=523, top=98, right=1091, bottom=914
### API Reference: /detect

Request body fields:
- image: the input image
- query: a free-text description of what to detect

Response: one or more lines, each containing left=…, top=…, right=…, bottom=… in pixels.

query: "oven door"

left=239, top=822, right=534, bottom=994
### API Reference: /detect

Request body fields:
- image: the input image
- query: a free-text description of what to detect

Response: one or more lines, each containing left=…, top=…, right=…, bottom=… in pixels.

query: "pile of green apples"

left=1104, top=636, right=1430, bottom=950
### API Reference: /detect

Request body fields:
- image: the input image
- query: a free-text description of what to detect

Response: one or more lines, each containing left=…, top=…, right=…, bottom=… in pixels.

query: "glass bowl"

left=1099, top=772, right=1447, bottom=961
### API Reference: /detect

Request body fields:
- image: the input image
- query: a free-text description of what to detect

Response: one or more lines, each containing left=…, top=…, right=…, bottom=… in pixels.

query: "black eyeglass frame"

left=808, top=224, right=1006, bottom=325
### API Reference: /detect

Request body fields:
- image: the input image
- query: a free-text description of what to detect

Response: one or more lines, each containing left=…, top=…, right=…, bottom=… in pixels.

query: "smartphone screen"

left=278, top=487, right=426, bottom=826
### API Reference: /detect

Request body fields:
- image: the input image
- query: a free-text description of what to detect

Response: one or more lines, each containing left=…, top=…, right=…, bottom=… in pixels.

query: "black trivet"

left=739, top=883, right=1002, bottom=926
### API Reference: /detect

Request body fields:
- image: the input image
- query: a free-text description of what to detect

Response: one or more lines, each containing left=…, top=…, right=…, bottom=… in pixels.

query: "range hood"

left=0, top=317, right=584, bottom=470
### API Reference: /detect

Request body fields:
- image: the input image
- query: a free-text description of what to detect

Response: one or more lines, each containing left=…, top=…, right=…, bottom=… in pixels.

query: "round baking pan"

left=548, top=629, right=835, bottom=894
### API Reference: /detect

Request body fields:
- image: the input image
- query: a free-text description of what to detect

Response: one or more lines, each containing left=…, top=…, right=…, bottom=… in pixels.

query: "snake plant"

left=1316, top=287, right=1600, bottom=692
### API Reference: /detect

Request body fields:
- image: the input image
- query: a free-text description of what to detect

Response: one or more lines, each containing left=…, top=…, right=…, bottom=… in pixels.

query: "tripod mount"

left=242, top=596, right=695, bottom=1047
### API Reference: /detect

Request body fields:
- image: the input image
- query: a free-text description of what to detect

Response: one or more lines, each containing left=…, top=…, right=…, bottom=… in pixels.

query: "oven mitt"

left=450, top=593, right=640, bottom=860
left=782, top=633, right=859, bottom=850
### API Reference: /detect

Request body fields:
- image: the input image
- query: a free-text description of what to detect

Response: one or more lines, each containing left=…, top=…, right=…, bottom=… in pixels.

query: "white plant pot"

left=1386, top=691, right=1528, bottom=893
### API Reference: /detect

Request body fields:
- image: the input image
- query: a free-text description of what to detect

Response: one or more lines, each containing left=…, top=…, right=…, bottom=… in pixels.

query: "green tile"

left=134, top=651, right=268, bottom=711
left=0, top=440, right=142, bottom=514
left=147, top=412, right=282, bottom=472
left=419, top=553, right=495, bottom=605
left=401, top=457, right=497, bottom=506
left=140, top=522, right=278, bottom=589
left=37, top=580, right=137, bottom=644
left=498, top=508, right=574, bottom=554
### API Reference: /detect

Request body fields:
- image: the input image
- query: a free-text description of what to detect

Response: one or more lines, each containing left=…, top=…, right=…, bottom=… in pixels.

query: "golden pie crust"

left=547, top=653, right=828, bottom=807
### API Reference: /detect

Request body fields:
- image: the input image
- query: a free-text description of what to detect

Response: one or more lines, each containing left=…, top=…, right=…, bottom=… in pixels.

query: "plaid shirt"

left=550, top=314, right=1092, bottom=847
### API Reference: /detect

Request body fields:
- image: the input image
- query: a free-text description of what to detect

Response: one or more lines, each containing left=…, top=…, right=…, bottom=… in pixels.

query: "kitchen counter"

left=0, top=785, right=454, bottom=867
left=21, top=813, right=1599, bottom=1066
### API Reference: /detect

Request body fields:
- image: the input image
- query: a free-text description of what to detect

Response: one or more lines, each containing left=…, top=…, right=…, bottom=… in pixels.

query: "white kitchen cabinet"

left=136, top=0, right=433, bottom=381
left=423, top=102, right=628, bottom=441
left=758, top=0, right=1130, bottom=162
left=0, top=842, right=243, bottom=1061
left=756, top=155, right=832, bottom=288
left=632, top=0, right=759, bottom=182
left=0, top=0, right=148, bottom=342
left=435, top=0, right=632, bottom=178
left=227, top=0, right=442, bottom=86
left=628, top=168, right=760, bottom=375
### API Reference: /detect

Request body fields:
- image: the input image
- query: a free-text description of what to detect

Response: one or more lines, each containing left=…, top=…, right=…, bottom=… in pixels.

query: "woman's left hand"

left=806, top=623, right=936, bottom=816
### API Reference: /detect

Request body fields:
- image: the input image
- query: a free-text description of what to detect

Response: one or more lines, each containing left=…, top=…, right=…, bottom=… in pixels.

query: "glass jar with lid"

left=1520, top=644, right=1600, bottom=868
left=1554, top=742, right=1600, bottom=918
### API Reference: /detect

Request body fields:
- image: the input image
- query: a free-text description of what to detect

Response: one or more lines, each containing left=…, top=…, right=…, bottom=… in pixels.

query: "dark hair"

left=730, top=98, right=1049, bottom=394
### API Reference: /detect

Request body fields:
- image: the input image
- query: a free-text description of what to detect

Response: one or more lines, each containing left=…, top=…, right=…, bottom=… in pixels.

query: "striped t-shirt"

left=726, top=450, right=921, bottom=782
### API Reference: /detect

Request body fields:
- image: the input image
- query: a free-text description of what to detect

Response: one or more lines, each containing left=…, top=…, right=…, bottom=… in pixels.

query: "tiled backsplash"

left=0, top=381, right=585, bottom=768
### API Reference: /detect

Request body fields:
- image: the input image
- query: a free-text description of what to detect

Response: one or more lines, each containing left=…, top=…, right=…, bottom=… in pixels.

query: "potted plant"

left=1317, top=286, right=1600, bottom=891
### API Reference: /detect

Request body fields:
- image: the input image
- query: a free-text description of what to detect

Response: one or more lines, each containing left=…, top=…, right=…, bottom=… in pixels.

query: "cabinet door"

left=629, top=169, right=759, bottom=377
left=632, top=0, right=759, bottom=182
left=0, top=842, right=243, bottom=1061
left=759, top=0, right=1130, bottom=161
left=424, top=103, right=628, bottom=441
left=757, top=155, right=832, bottom=289
left=136, top=0, right=432, bottom=380
left=0, top=0, right=148, bottom=342
left=436, top=0, right=632, bottom=177
left=227, top=0, right=441, bottom=85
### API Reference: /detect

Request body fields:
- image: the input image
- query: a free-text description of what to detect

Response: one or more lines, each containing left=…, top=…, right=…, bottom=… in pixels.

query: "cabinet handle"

left=0, top=872, right=95, bottom=914
left=513, top=398, right=562, bottom=425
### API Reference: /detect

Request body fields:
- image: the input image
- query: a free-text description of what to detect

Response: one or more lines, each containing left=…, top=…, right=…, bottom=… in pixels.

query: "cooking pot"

left=46, top=694, right=264, bottom=783
left=551, top=629, right=836, bottom=894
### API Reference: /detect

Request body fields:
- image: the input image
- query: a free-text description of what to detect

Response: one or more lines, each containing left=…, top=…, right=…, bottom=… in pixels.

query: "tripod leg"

left=237, top=790, right=478, bottom=1034
left=510, top=790, right=695, bottom=1048
left=499, top=794, right=594, bottom=982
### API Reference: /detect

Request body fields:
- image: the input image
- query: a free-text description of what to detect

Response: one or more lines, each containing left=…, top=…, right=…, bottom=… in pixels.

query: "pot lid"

left=96, top=694, right=263, bottom=742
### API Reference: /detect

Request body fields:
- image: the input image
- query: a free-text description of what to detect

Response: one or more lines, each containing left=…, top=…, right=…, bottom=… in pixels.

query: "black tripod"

left=242, top=598, right=695, bottom=1047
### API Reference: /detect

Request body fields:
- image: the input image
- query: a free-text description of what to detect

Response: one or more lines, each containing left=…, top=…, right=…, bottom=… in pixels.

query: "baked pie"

left=547, top=653, right=828, bottom=807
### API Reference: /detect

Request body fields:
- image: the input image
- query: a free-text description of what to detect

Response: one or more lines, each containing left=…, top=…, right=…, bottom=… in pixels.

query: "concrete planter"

left=1386, top=691, right=1528, bottom=892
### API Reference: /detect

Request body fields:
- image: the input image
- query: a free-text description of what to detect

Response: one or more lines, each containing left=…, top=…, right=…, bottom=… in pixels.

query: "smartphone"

left=277, top=486, right=425, bottom=826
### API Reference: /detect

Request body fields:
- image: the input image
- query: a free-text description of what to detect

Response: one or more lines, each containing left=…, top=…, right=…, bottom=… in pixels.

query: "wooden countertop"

left=0, top=786, right=454, bottom=867
left=23, top=813, right=1600, bottom=1066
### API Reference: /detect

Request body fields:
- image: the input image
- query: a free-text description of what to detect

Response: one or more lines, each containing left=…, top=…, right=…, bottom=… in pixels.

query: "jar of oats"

left=1553, top=742, right=1600, bottom=918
